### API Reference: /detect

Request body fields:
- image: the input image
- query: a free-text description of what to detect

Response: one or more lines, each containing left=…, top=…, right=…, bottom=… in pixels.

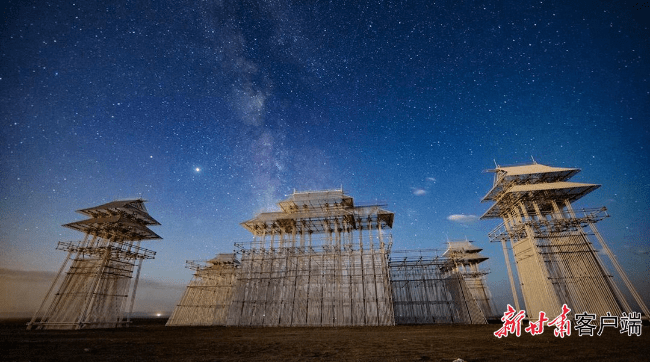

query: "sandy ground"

left=2, top=318, right=649, bottom=361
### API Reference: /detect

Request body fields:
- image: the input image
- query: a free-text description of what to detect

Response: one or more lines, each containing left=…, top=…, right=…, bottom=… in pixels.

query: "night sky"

left=2, top=1, right=649, bottom=314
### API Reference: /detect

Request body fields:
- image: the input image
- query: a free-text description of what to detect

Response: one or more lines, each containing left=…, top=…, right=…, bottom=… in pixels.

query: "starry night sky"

left=1, top=1, right=649, bottom=313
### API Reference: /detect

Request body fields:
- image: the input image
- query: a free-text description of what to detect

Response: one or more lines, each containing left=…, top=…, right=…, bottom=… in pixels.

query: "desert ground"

left=2, top=318, right=648, bottom=361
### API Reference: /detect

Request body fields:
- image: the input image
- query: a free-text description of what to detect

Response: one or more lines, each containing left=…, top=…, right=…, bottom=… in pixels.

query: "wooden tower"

left=27, top=199, right=160, bottom=330
left=442, top=240, right=496, bottom=320
left=481, top=163, right=649, bottom=321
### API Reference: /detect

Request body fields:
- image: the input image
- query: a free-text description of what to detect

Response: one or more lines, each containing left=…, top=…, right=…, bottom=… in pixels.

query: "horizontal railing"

left=487, top=207, right=609, bottom=242
left=56, top=240, right=156, bottom=259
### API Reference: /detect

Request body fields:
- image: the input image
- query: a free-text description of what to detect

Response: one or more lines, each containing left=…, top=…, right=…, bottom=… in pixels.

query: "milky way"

left=1, top=1, right=648, bottom=312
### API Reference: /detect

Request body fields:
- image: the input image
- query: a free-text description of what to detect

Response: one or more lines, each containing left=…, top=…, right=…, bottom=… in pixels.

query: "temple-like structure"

left=169, top=189, right=494, bottom=326
left=229, top=189, right=395, bottom=326
left=27, top=199, right=160, bottom=330
left=481, top=162, right=649, bottom=321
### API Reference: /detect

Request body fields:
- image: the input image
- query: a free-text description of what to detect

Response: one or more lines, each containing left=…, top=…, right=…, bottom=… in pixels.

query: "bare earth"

left=2, top=318, right=648, bottom=361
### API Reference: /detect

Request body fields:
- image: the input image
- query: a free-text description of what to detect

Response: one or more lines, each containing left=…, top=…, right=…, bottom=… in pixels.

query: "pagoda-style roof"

left=241, top=190, right=394, bottom=236
left=444, top=240, right=483, bottom=253
left=482, top=163, right=580, bottom=201
left=443, top=240, right=489, bottom=263
left=278, top=189, right=354, bottom=213
left=481, top=180, right=600, bottom=219
left=76, top=199, right=160, bottom=225
left=63, top=215, right=162, bottom=240
left=64, top=199, right=161, bottom=240
left=489, top=164, right=578, bottom=178
left=207, top=253, right=240, bottom=267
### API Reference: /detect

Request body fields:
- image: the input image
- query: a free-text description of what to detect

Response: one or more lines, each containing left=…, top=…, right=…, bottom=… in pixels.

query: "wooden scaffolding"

left=27, top=199, right=160, bottom=330
left=390, top=249, right=488, bottom=325
left=227, top=189, right=395, bottom=326
left=442, top=240, right=497, bottom=319
left=168, top=189, right=496, bottom=327
left=481, top=162, right=649, bottom=321
left=166, top=254, right=239, bottom=326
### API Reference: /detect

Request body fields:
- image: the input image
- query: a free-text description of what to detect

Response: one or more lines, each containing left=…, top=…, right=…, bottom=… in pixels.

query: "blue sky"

left=1, top=0, right=648, bottom=313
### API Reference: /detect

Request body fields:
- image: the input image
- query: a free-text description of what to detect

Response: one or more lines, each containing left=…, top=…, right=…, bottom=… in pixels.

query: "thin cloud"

left=412, top=188, right=427, bottom=196
left=447, top=214, right=479, bottom=224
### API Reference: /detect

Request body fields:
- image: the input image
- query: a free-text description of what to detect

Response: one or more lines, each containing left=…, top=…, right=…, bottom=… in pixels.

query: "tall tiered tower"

left=442, top=240, right=496, bottom=319
left=27, top=199, right=160, bottom=330
left=481, top=163, right=648, bottom=320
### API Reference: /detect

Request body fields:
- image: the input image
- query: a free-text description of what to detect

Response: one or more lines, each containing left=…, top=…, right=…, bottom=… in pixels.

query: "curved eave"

left=240, top=206, right=394, bottom=235
left=80, top=209, right=160, bottom=225
left=443, top=249, right=488, bottom=260
left=63, top=217, right=162, bottom=240
left=453, top=256, right=489, bottom=263
left=76, top=200, right=160, bottom=225
left=481, top=181, right=600, bottom=219
left=278, top=190, right=354, bottom=213
left=481, top=166, right=581, bottom=202
left=444, top=241, right=482, bottom=253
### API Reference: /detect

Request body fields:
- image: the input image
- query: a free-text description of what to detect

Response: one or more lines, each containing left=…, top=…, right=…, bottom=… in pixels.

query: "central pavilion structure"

left=168, top=189, right=493, bottom=326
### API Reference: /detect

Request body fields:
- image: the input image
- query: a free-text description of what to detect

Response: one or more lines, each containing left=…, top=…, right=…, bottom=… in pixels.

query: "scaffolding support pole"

left=587, top=222, right=650, bottom=317
left=500, top=239, right=520, bottom=312
left=127, top=253, right=144, bottom=325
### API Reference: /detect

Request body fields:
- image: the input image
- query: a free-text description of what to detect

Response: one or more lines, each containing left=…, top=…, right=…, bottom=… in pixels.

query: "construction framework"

left=168, top=189, right=495, bottom=326
left=27, top=199, right=160, bottom=330
left=166, top=254, right=239, bottom=326
left=442, top=240, right=497, bottom=320
left=481, top=162, right=649, bottom=321
left=227, top=189, right=394, bottom=326
left=390, top=247, right=489, bottom=325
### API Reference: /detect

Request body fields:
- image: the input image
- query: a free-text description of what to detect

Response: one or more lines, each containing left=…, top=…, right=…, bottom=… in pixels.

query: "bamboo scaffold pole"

left=500, top=239, right=520, bottom=311
left=587, top=221, right=650, bottom=317
left=127, top=246, right=144, bottom=325
left=26, top=236, right=79, bottom=330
